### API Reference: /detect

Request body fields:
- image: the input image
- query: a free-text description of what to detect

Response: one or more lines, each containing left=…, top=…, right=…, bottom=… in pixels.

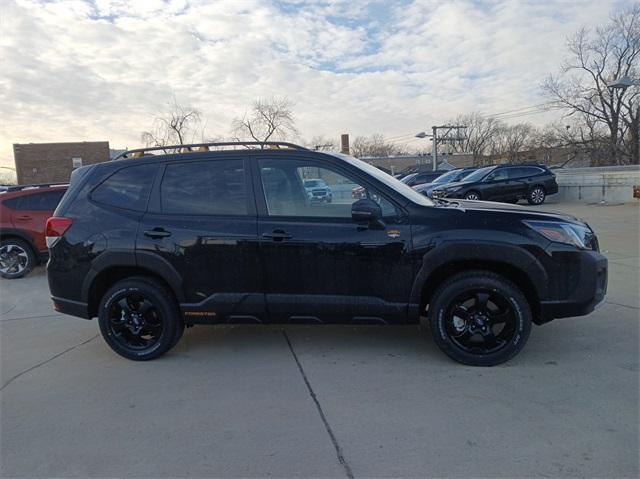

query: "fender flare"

left=81, top=249, right=185, bottom=304
left=409, top=240, right=549, bottom=309
left=0, top=228, right=39, bottom=254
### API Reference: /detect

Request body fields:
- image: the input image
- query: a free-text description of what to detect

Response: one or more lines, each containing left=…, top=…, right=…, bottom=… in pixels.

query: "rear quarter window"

left=91, top=164, right=157, bottom=212
left=2, top=190, right=66, bottom=211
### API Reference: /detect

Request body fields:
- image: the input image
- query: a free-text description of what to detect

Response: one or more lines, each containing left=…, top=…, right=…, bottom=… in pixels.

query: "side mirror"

left=352, top=199, right=384, bottom=229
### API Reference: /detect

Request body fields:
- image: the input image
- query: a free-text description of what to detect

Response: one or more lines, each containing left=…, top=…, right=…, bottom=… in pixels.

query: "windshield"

left=326, top=153, right=434, bottom=207
left=304, top=180, right=324, bottom=187
left=400, top=173, right=417, bottom=184
left=432, top=169, right=462, bottom=184
left=460, top=166, right=495, bottom=183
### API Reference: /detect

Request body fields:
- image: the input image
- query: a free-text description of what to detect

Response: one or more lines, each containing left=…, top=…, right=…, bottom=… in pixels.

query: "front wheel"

left=463, top=191, right=480, bottom=201
left=98, top=277, right=181, bottom=360
left=427, top=271, right=532, bottom=366
left=527, top=186, right=546, bottom=205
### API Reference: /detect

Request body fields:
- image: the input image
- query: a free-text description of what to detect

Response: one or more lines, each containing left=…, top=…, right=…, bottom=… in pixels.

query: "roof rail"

left=5, top=182, right=69, bottom=192
left=113, top=141, right=309, bottom=160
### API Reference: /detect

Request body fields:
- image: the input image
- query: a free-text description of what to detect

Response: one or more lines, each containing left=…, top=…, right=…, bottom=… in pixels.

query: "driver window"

left=487, top=169, right=508, bottom=181
left=259, top=159, right=398, bottom=219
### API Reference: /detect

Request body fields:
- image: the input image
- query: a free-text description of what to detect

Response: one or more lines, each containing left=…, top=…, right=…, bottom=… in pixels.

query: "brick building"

left=13, top=141, right=110, bottom=184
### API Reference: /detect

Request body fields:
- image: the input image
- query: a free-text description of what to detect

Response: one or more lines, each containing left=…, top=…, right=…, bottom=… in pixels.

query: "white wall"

left=554, top=166, right=640, bottom=203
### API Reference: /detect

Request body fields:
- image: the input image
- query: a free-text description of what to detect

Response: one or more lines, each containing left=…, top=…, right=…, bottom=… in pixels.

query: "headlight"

left=523, top=220, right=596, bottom=250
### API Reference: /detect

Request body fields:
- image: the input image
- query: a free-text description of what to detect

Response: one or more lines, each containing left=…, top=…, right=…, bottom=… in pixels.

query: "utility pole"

left=430, top=125, right=467, bottom=171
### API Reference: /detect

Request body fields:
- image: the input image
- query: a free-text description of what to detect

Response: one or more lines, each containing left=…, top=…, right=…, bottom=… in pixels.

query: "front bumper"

left=539, top=251, right=607, bottom=323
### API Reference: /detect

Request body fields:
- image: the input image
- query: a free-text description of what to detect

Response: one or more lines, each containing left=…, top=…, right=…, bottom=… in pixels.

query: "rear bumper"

left=52, top=296, right=91, bottom=319
left=539, top=252, right=607, bottom=323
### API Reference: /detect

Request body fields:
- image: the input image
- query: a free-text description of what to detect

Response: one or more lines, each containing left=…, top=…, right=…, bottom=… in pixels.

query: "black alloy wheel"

left=428, top=270, right=532, bottom=366
left=98, top=277, right=180, bottom=360
left=445, top=290, right=516, bottom=354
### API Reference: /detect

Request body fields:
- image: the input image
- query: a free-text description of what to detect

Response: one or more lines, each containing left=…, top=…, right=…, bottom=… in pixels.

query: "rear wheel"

left=527, top=186, right=546, bottom=205
left=0, top=238, right=35, bottom=279
left=427, top=271, right=532, bottom=366
left=463, top=191, right=480, bottom=201
left=98, top=277, right=181, bottom=360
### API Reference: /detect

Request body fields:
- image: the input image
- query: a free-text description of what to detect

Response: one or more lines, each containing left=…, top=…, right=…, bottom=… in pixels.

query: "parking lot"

left=1, top=200, right=638, bottom=478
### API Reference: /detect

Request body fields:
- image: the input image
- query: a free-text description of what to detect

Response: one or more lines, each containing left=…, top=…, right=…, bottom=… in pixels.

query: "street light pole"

left=607, top=76, right=639, bottom=164
left=432, top=126, right=438, bottom=171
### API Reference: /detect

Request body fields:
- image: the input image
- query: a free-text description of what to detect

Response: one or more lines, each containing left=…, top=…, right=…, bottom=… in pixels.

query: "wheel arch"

left=83, top=250, right=185, bottom=318
left=0, top=229, right=38, bottom=255
left=410, top=242, right=548, bottom=324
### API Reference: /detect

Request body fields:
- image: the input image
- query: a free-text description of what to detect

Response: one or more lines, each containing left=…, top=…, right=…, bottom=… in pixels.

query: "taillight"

left=45, top=217, right=73, bottom=248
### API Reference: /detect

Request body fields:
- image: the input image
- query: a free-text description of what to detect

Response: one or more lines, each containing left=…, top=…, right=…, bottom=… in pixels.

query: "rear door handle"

left=262, top=230, right=293, bottom=241
left=144, top=228, right=171, bottom=238
left=15, top=215, right=33, bottom=221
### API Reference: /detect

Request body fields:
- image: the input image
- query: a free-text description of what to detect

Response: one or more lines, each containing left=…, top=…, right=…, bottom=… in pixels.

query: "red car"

left=0, top=183, right=68, bottom=278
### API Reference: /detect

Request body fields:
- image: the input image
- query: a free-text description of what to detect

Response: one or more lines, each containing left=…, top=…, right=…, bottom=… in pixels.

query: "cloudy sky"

left=0, top=0, right=630, bottom=168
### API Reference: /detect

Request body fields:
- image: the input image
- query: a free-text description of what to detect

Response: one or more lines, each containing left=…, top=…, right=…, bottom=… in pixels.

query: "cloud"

left=0, top=0, right=625, bottom=166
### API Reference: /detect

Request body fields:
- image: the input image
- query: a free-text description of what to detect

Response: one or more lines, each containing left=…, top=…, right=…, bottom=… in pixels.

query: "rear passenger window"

left=4, top=190, right=66, bottom=211
left=507, top=168, right=527, bottom=179
left=160, top=160, right=247, bottom=215
left=92, top=164, right=156, bottom=211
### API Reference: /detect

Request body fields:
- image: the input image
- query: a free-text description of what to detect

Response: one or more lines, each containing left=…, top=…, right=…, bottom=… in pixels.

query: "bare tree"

left=448, top=112, right=502, bottom=163
left=307, top=135, right=337, bottom=151
left=542, top=5, right=640, bottom=164
left=535, top=120, right=610, bottom=166
left=232, top=97, right=299, bottom=144
left=0, top=167, right=17, bottom=185
left=141, top=99, right=203, bottom=148
left=351, top=134, right=408, bottom=158
left=494, top=123, right=537, bottom=163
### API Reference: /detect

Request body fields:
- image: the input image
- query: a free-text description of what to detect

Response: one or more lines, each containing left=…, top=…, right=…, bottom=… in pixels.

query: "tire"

left=428, top=270, right=532, bottom=366
left=98, top=276, right=181, bottom=360
left=170, top=320, right=186, bottom=349
left=527, top=186, right=546, bottom=205
left=463, top=191, right=481, bottom=201
left=0, top=238, right=36, bottom=279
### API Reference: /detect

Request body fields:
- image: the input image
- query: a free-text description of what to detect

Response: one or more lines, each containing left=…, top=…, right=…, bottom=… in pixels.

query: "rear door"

left=254, top=156, right=413, bottom=324
left=10, top=189, right=66, bottom=252
left=137, top=157, right=265, bottom=323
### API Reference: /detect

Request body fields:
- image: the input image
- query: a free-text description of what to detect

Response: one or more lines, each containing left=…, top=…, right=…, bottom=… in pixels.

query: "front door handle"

left=262, top=230, right=293, bottom=241
left=144, top=228, right=172, bottom=239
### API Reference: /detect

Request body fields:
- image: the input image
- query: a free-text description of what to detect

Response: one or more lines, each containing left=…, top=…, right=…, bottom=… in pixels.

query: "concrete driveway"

left=1, top=201, right=638, bottom=478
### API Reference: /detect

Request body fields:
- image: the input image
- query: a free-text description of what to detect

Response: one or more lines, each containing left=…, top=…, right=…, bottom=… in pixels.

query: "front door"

left=482, top=168, right=510, bottom=200
left=254, top=157, right=413, bottom=324
left=137, top=157, right=266, bottom=323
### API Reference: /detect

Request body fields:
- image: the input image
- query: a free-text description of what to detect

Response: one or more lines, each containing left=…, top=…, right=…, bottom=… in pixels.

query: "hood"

left=432, top=179, right=474, bottom=190
left=449, top=199, right=587, bottom=225
left=413, top=181, right=436, bottom=192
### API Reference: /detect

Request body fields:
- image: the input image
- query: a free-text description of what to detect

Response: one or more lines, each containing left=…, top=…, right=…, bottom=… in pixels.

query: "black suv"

left=431, top=164, right=558, bottom=204
left=47, top=142, right=607, bottom=366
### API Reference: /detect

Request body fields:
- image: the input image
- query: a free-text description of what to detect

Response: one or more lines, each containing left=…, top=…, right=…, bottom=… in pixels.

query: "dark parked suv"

left=431, top=164, right=558, bottom=204
left=47, top=142, right=607, bottom=366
